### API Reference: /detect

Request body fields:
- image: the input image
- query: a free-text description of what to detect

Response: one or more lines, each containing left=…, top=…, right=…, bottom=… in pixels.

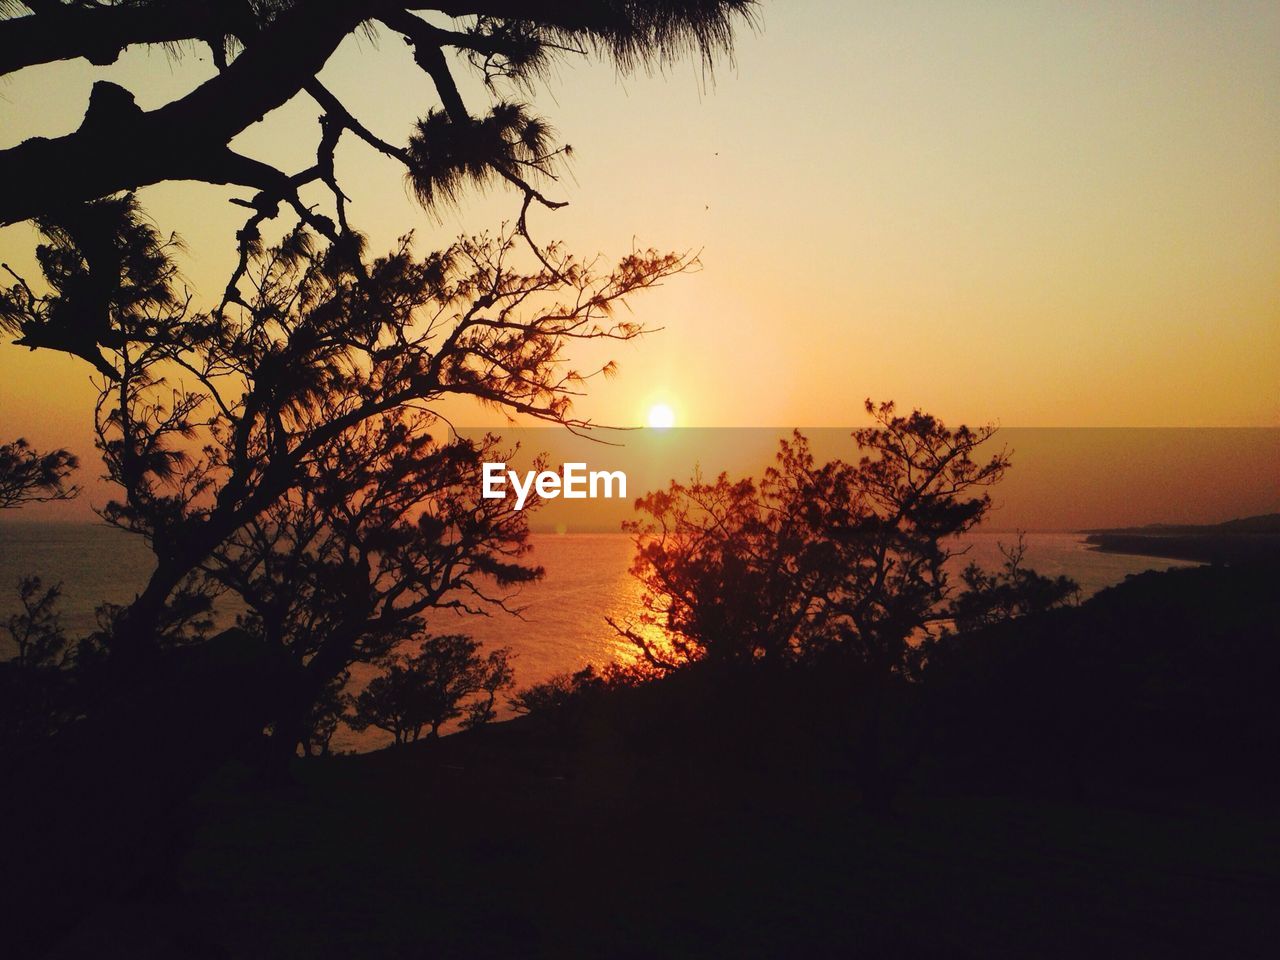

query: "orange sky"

left=1, top=2, right=1277, bottom=521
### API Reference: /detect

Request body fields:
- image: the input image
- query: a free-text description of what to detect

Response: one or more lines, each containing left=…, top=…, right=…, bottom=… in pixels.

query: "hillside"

left=26, top=561, right=1280, bottom=958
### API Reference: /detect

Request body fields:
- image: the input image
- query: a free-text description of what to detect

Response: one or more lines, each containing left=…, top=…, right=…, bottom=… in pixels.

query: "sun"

left=646, top=403, right=676, bottom=429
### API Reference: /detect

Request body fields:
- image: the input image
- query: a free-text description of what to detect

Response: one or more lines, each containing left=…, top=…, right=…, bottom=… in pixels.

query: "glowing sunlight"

left=646, top=404, right=676, bottom=429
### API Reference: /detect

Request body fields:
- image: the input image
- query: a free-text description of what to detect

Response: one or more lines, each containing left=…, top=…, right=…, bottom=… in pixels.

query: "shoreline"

left=1084, top=532, right=1280, bottom=565
left=1080, top=513, right=1280, bottom=565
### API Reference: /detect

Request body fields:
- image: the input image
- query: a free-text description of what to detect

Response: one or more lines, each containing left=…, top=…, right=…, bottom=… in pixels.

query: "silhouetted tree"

left=208, top=408, right=542, bottom=759
left=611, top=403, right=1097, bottom=806
left=0, top=438, right=79, bottom=508
left=21, top=199, right=692, bottom=646
left=510, top=663, right=606, bottom=717
left=464, top=645, right=515, bottom=729
left=0, top=0, right=756, bottom=343
left=300, top=671, right=348, bottom=757
left=0, top=8, right=757, bottom=950
left=0, top=0, right=749, bottom=698
left=1, top=0, right=757, bottom=669
left=348, top=633, right=513, bottom=743
left=347, top=659, right=426, bottom=745
left=0, top=192, right=184, bottom=376
left=3, top=194, right=690, bottom=764
left=613, top=402, right=1013, bottom=675
left=0, top=576, right=75, bottom=752
left=3, top=575, right=67, bottom=669
left=947, top=533, right=1079, bottom=634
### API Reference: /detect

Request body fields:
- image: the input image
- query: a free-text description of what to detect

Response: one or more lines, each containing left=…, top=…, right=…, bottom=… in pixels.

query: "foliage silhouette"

left=1, top=197, right=693, bottom=775
left=0, top=437, right=79, bottom=508
left=948, top=533, right=1080, bottom=634
left=2, top=198, right=691, bottom=645
left=0, top=192, right=183, bottom=377
left=0, top=576, right=76, bottom=753
left=611, top=402, right=1020, bottom=675
left=348, top=634, right=514, bottom=743
left=302, top=670, right=349, bottom=757
left=0, top=0, right=757, bottom=282
left=207, top=407, right=540, bottom=759
left=3, top=575, right=67, bottom=668
left=606, top=404, right=1083, bottom=805
left=0, top=6, right=757, bottom=955
left=510, top=663, right=609, bottom=717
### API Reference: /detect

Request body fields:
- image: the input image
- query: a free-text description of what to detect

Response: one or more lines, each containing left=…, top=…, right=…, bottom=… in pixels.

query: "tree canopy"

left=0, top=437, right=79, bottom=508
left=612, top=402, right=1076, bottom=676
left=0, top=3, right=758, bottom=762
left=0, top=1, right=757, bottom=227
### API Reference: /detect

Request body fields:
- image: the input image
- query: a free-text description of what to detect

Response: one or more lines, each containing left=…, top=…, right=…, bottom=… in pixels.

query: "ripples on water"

left=0, top=522, right=1195, bottom=752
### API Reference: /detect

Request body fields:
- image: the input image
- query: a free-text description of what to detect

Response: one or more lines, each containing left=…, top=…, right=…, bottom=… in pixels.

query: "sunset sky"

left=1, top=1, right=1277, bottom=519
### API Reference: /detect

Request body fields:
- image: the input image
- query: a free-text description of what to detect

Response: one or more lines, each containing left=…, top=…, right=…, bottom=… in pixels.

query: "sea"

left=0, top=522, right=1197, bottom=752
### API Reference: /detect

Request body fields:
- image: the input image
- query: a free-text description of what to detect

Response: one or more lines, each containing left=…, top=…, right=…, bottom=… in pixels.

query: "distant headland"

left=1082, top=514, right=1280, bottom=565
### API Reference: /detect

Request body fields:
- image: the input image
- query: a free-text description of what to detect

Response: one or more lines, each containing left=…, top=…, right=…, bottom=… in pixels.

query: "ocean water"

left=0, top=522, right=1196, bottom=752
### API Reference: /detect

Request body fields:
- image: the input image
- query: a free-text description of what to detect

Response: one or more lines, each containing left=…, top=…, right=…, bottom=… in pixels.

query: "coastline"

left=1082, top=516, right=1280, bottom=565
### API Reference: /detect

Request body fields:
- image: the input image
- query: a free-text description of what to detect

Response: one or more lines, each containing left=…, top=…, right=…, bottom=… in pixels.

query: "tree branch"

left=0, top=1, right=366, bottom=225
left=0, top=3, right=231, bottom=76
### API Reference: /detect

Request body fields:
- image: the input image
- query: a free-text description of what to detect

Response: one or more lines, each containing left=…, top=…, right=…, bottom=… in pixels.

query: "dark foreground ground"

left=47, top=731, right=1278, bottom=959
left=22, top=562, right=1280, bottom=958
